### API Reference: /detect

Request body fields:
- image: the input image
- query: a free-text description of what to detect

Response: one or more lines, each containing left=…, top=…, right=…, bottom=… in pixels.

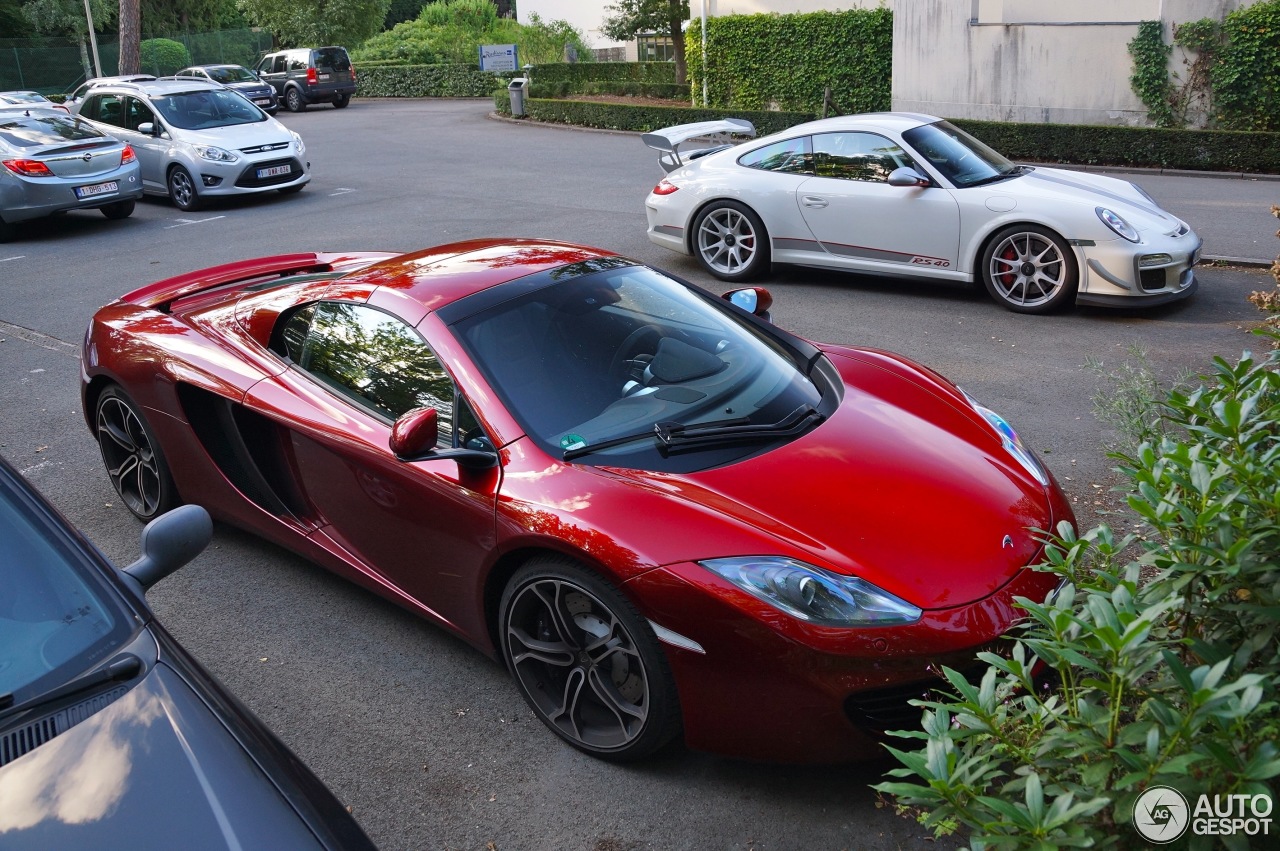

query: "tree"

left=236, top=0, right=393, bottom=48
left=119, top=0, right=139, bottom=73
left=21, top=0, right=117, bottom=76
left=600, top=0, right=689, bottom=84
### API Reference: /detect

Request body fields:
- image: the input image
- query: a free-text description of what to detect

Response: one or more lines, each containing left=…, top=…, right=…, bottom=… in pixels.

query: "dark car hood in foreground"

left=0, top=663, right=325, bottom=849
left=599, top=348, right=1056, bottom=610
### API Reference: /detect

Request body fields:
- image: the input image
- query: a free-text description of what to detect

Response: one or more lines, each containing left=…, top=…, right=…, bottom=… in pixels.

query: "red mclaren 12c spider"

left=82, top=238, right=1072, bottom=763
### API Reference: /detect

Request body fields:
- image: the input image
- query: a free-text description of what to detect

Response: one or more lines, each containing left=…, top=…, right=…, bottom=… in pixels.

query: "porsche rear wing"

left=120, top=252, right=394, bottom=310
left=641, top=118, right=756, bottom=174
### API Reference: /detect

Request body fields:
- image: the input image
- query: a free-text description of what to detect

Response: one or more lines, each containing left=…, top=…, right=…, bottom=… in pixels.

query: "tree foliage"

left=19, top=0, right=115, bottom=36
left=236, top=0, right=391, bottom=48
left=600, top=0, right=689, bottom=83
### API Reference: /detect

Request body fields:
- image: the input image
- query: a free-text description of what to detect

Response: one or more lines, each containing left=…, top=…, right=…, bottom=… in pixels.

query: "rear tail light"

left=652, top=179, right=679, bottom=196
left=351, top=67, right=357, bottom=81
left=307, top=68, right=318, bottom=85
left=2, top=158, right=55, bottom=177
left=120, top=145, right=136, bottom=165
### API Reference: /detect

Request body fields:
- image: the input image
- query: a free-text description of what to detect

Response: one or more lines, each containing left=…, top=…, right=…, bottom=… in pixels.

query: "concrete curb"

left=1202, top=254, right=1276, bottom=269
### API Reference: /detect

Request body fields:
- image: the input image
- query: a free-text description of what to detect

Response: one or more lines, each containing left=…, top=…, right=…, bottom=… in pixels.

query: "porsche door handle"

left=801, top=196, right=829, bottom=208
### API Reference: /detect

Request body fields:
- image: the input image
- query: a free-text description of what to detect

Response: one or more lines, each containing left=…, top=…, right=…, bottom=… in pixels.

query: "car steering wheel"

left=608, top=326, right=663, bottom=389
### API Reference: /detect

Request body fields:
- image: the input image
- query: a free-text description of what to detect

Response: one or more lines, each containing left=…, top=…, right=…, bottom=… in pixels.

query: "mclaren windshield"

left=451, top=261, right=831, bottom=472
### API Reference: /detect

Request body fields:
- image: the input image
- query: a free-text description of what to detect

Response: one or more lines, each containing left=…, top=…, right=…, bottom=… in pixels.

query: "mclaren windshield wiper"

left=0, top=653, right=142, bottom=723
left=563, top=405, right=823, bottom=461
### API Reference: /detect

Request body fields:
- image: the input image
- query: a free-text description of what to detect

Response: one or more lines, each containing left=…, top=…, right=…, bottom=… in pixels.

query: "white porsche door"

left=795, top=132, right=962, bottom=277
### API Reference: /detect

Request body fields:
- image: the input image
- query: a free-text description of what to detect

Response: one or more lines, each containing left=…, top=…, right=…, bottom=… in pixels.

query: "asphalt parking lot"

left=1, top=98, right=1275, bottom=850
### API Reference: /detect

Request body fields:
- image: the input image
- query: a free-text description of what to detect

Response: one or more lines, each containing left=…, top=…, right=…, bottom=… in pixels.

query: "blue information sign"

left=479, top=44, right=519, bottom=72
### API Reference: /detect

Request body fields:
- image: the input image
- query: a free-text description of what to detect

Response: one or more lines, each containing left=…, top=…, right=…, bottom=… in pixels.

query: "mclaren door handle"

left=801, top=196, right=829, bottom=208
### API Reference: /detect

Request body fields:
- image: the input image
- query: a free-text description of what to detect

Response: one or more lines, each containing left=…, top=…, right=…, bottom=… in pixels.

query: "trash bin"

left=508, top=78, right=527, bottom=117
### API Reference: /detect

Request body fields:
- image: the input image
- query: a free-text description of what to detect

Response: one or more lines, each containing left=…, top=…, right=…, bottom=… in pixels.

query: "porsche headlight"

left=699, top=556, right=921, bottom=626
left=960, top=389, right=1050, bottom=487
left=195, top=145, right=238, bottom=164
left=1096, top=206, right=1139, bottom=242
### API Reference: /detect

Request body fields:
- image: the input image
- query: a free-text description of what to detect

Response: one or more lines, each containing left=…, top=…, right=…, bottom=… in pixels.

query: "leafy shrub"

left=1213, top=0, right=1280, bottom=131
left=493, top=89, right=811, bottom=135
left=685, top=8, right=891, bottom=113
left=874, top=335, right=1280, bottom=849
left=139, top=38, right=191, bottom=76
left=356, top=64, right=505, bottom=98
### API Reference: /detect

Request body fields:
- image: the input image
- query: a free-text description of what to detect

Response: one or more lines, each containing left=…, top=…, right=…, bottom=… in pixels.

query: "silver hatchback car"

left=0, top=105, right=142, bottom=241
left=73, top=78, right=309, bottom=211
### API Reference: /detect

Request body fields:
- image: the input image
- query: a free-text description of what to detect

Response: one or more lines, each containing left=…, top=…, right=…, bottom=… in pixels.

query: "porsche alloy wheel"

left=95, top=386, right=178, bottom=521
left=500, top=557, right=680, bottom=760
left=981, top=225, right=1078, bottom=314
left=693, top=201, right=770, bottom=282
left=167, top=166, right=200, bottom=212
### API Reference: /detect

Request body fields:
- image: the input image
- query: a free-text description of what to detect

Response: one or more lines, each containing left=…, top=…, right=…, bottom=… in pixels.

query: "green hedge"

left=954, top=118, right=1280, bottom=174
left=356, top=64, right=507, bottom=98
left=686, top=9, right=891, bottom=113
left=530, top=61, right=677, bottom=88
left=494, top=90, right=812, bottom=135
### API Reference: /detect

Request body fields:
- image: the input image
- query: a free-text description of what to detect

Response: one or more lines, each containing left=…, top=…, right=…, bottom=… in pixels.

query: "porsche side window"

left=738, top=137, right=812, bottom=174
left=293, top=303, right=455, bottom=442
left=812, top=132, right=915, bottom=183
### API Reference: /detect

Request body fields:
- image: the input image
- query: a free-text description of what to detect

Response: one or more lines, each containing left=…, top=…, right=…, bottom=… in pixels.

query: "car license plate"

left=257, top=165, right=291, bottom=178
left=254, top=98, right=271, bottom=105
left=319, top=73, right=330, bottom=81
left=75, top=181, right=117, bottom=199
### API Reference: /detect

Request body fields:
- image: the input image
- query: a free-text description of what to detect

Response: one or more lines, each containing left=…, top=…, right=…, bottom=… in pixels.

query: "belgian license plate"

left=254, top=98, right=271, bottom=105
left=319, top=73, right=330, bottom=81
left=257, top=165, right=291, bottom=179
left=75, top=181, right=117, bottom=199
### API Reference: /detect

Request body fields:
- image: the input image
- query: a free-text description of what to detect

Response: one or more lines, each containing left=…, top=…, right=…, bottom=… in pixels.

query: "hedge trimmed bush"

left=493, top=90, right=811, bottom=136
left=685, top=9, right=891, bottom=113
left=356, top=64, right=507, bottom=98
left=530, top=61, right=677, bottom=88
left=140, top=38, right=192, bottom=77
left=953, top=118, right=1280, bottom=174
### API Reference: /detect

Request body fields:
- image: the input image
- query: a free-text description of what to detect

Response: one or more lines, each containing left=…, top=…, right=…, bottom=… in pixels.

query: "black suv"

left=255, top=47, right=356, bottom=112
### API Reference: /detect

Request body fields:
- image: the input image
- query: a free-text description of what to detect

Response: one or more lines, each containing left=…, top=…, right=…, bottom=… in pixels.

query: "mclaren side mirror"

left=887, top=166, right=930, bottom=188
left=390, top=408, right=498, bottom=469
left=722, top=286, right=774, bottom=322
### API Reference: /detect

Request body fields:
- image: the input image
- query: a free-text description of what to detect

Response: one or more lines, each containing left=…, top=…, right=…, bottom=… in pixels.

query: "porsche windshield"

left=452, top=262, right=825, bottom=469
left=152, top=89, right=266, bottom=129
left=902, top=120, right=1020, bottom=187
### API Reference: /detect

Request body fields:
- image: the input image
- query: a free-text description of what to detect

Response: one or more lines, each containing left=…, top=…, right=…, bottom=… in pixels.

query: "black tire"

left=167, top=166, right=200, bottom=212
left=95, top=385, right=180, bottom=521
left=691, top=200, right=770, bottom=282
left=979, top=224, right=1078, bottom=314
left=100, top=200, right=135, bottom=220
left=499, top=556, right=681, bottom=761
left=333, top=94, right=350, bottom=109
left=284, top=87, right=306, bottom=112
left=278, top=184, right=305, bottom=196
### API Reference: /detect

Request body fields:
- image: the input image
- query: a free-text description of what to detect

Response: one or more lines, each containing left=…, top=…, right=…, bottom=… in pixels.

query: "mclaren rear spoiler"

left=641, top=118, right=756, bottom=174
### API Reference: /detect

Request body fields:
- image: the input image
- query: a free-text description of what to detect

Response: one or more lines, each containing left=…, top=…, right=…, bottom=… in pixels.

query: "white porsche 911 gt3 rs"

left=643, top=113, right=1202, bottom=314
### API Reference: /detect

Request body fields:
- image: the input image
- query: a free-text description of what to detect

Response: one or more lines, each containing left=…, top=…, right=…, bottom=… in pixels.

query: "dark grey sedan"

left=176, top=64, right=280, bottom=114
left=0, top=454, right=377, bottom=850
left=0, top=106, right=142, bottom=241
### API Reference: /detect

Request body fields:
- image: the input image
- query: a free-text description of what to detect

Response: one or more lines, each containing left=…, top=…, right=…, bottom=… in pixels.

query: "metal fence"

left=0, top=29, right=274, bottom=95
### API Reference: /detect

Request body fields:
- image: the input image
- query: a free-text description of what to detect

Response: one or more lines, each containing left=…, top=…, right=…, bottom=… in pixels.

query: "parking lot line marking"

left=329, top=188, right=356, bottom=196
left=0, top=320, right=79, bottom=357
left=1, top=255, right=24, bottom=262
left=165, top=216, right=227, bottom=229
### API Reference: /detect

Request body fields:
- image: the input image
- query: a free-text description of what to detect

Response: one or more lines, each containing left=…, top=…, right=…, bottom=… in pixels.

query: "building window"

left=637, top=34, right=674, bottom=62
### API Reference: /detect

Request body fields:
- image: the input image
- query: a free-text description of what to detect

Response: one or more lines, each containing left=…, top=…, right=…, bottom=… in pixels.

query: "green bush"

left=356, top=64, right=505, bottom=97
left=952, top=118, right=1280, bottom=174
left=685, top=8, right=891, bottom=113
left=531, top=61, right=677, bottom=88
left=493, top=89, right=811, bottom=136
left=874, top=335, right=1280, bottom=849
left=1213, top=0, right=1280, bottom=131
left=139, top=38, right=192, bottom=76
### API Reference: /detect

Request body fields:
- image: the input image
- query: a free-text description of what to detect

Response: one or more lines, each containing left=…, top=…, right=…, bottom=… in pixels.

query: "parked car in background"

left=176, top=64, right=279, bottom=114
left=0, top=106, right=141, bottom=241
left=0, top=454, right=377, bottom=849
left=74, top=78, right=309, bottom=211
left=255, top=47, right=356, bottom=112
left=0, top=91, right=68, bottom=113
left=643, top=113, right=1202, bottom=314
left=82, top=238, right=1072, bottom=763
left=62, top=75, right=157, bottom=111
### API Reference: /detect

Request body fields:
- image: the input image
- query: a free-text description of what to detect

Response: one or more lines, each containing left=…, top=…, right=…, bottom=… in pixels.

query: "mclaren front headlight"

left=699, top=556, right=922, bottom=626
